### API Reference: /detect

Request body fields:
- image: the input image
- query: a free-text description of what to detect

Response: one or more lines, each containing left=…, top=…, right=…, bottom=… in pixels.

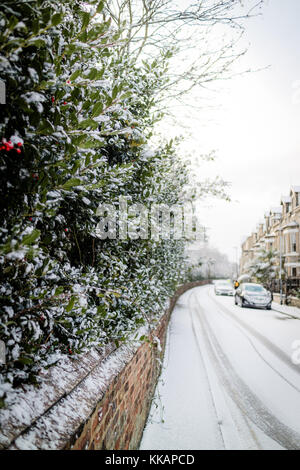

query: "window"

left=296, top=193, right=300, bottom=207
left=290, top=232, right=297, bottom=252
left=292, top=268, right=297, bottom=277
left=244, top=285, right=264, bottom=293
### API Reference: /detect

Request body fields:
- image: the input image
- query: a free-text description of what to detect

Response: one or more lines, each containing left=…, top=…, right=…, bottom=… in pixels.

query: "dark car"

left=235, top=283, right=272, bottom=310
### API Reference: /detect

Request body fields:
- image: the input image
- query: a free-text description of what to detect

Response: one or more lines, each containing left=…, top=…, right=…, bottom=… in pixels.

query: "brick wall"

left=69, top=312, right=170, bottom=450
left=69, top=280, right=210, bottom=451
left=1, top=280, right=210, bottom=450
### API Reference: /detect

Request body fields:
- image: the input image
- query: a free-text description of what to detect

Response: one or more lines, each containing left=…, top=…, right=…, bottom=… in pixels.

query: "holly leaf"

left=51, top=13, right=63, bottom=26
left=21, top=229, right=41, bottom=246
left=61, top=178, right=82, bottom=190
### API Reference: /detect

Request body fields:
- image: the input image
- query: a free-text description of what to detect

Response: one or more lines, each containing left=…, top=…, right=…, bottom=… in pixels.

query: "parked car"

left=214, top=280, right=234, bottom=296
left=234, top=283, right=272, bottom=310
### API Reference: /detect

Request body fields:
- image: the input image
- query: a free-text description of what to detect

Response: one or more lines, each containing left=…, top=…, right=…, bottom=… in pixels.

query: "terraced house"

left=240, top=186, right=300, bottom=303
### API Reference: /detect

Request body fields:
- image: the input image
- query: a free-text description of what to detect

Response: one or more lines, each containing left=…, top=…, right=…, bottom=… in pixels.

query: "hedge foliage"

left=0, top=0, right=191, bottom=398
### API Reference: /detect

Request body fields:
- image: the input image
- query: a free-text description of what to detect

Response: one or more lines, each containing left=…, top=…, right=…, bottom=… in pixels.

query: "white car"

left=214, top=280, right=234, bottom=296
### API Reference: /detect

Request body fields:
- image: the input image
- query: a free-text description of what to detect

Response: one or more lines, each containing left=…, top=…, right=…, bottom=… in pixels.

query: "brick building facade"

left=240, top=186, right=300, bottom=281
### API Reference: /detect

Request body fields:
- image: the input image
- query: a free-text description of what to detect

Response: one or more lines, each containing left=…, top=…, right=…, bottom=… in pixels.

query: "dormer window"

left=296, top=192, right=300, bottom=207
left=286, top=203, right=290, bottom=214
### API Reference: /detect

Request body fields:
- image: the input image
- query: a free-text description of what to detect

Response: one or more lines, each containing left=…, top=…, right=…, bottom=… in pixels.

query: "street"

left=140, top=285, right=300, bottom=450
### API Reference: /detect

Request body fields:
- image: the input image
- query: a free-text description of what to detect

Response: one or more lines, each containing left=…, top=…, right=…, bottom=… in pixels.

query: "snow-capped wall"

left=0, top=281, right=210, bottom=450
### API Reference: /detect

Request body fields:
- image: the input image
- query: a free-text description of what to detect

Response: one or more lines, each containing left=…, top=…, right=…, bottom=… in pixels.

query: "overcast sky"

left=175, top=0, right=300, bottom=263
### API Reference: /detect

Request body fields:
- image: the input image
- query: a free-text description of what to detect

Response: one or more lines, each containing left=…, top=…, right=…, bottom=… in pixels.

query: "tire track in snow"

left=208, top=289, right=300, bottom=375
left=206, top=289, right=300, bottom=394
left=191, top=291, right=300, bottom=450
left=189, top=294, right=262, bottom=449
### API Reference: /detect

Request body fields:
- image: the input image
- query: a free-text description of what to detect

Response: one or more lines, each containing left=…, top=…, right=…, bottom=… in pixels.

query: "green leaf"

left=87, top=68, right=98, bottom=80
left=18, top=356, right=34, bottom=365
left=110, top=291, right=121, bottom=298
left=120, top=91, right=132, bottom=100
left=70, top=70, right=81, bottom=81
left=61, top=178, right=82, bottom=190
left=66, top=296, right=77, bottom=313
left=81, top=12, right=90, bottom=30
left=112, top=85, right=118, bottom=100
left=37, top=119, right=55, bottom=134
left=91, top=102, right=103, bottom=117
left=76, top=329, right=86, bottom=335
left=32, top=19, right=40, bottom=35
left=78, top=138, right=104, bottom=149
left=55, top=286, right=65, bottom=296
left=52, top=13, right=63, bottom=26
left=97, top=1, right=105, bottom=13
left=29, top=38, right=46, bottom=48
left=78, top=118, right=99, bottom=130
left=21, top=229, right=41, bottom=246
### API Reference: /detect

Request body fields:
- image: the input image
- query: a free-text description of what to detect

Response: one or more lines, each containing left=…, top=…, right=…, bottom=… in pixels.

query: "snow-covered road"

left=140, top=285, right=300, bottom=450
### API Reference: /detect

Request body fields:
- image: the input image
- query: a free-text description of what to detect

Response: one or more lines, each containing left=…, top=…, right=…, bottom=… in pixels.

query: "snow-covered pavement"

left=140, top=285, right=300, bottom=450
left=272, top=302, right=300, bottom=320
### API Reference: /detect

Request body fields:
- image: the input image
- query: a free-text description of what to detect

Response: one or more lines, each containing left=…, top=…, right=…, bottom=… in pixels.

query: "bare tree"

left=105, top=0, right=265, bottom=108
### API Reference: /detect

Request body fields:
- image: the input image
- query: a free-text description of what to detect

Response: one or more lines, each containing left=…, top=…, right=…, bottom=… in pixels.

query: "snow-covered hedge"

left=0, top=0, right=190, bottom=402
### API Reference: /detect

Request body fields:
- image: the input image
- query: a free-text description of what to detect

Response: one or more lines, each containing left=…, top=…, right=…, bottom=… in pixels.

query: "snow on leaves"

left=0, top=0, right=190, bottom=403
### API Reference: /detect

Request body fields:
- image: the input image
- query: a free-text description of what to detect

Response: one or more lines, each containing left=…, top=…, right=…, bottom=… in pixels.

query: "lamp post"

left=207, top=257, right=215, bottom=280
left=234, top=246, right=239, bottom=279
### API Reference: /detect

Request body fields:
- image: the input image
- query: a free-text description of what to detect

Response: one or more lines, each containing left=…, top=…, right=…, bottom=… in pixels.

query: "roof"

left=291, top=186, right=300, bottom=193
left=281, top=195, right=292, bottom=204
left=270, top=207, right=282, bottom=214
left=282, top=221, right=299, bottom=229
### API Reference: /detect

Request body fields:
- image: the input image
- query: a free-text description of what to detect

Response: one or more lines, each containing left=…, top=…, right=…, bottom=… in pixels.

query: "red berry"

left=16, top=148, right=21, bottom=154
left=29, top=217, right=33, bottom=221
left=64, top=228, right=69, bottom=232
left=63, top=101, right=67, bottom=105
left=5, top=141, right=13, bottom=151
left=67, top=80, right=71, bottom=84
left=68, top=349, right=72, bottom=354
left=51, top=96, right=55, bottom=102
left=17, top=142, right=23, bottom=147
